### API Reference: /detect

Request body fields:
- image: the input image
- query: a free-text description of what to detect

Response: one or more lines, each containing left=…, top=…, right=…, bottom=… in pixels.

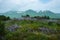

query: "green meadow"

left=5, top=19, right=60, bottom=40
left=0, top=15, right=60, bottom=40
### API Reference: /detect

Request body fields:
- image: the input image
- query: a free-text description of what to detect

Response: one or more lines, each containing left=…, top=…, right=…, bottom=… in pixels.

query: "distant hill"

left=0, top=11, right=24, bottom=18
left=0, top=10, right=60, bottom=19
left=38, top=11, right=57, bottom=18
left=23, top=10, right=37, bottom=17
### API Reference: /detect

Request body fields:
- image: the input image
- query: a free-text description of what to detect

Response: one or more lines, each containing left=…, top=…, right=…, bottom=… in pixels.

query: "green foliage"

left=33, top=16, right=50, bottom=19
left=0, top=21, right=5, bottom=40
left=0, top=14, right=60, bottom=40
left=0, top=15, right=10, bottom=21
left=4, top=19, right=60, bottom=40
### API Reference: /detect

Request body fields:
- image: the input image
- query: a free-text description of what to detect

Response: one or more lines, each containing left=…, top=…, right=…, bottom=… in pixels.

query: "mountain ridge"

left=0, top=10, right=60, bottom=19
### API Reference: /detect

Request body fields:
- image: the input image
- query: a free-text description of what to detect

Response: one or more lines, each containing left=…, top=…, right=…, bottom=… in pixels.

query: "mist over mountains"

left=0, top=10, right=60, bottom=19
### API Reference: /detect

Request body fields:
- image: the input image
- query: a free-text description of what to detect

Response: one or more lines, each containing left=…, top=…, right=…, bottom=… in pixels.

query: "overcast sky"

left=0, top=0, right=60, bottom=13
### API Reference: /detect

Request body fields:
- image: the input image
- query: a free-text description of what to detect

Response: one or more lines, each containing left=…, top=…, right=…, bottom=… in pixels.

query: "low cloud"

left=0, top=0, right=60, bottom=13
